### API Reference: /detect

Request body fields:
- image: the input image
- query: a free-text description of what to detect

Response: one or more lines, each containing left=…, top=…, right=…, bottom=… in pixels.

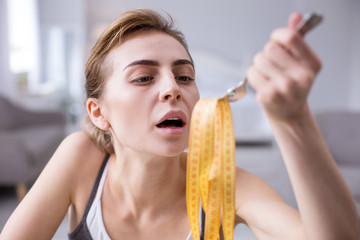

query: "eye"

left=132, top=76, right=153, bottom=85
left=175, top=76, right=194, bottom=83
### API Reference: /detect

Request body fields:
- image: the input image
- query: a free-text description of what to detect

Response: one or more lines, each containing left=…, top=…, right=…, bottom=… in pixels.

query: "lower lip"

left=156, top=126, right=186, bottom=135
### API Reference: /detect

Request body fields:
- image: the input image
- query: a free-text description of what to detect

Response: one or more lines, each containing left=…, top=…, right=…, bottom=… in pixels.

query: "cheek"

left=106, top=99, right=149, bottom=147
left=103, top=89, right=134, bottom=127
left=108, top=98, right=142, bottom=126
left=109, top=88, right=151, bottom=123
left=188, top=87, right=200, bottom=109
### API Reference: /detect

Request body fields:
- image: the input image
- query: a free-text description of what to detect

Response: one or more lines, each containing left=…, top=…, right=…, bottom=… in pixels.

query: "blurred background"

left=1, top=0, right=360, bottom=141
left=0, top=0, right=359, bottom=239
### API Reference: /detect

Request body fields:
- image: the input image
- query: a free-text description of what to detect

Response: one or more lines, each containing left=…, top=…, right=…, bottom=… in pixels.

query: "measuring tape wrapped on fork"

left=186, top=98, right=236, bottom=240
left=186, top=13, right=323, bottom=240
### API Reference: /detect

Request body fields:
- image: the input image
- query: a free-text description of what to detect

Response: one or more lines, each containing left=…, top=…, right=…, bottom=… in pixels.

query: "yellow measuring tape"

left=187, top=98, right=236, bottom=240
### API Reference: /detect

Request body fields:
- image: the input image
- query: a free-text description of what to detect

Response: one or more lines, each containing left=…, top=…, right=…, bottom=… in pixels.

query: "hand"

left=247, top=12, right=322, bottom=123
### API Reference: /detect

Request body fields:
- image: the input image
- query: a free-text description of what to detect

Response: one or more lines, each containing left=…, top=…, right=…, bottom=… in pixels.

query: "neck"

left=107, top=148, right=187, bottom=217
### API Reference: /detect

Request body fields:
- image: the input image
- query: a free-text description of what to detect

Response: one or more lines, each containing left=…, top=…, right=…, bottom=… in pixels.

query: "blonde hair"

left=82, top=9, right=192, bottom=154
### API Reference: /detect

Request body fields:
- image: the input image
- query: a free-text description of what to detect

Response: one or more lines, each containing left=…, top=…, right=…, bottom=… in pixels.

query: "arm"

left=0, top=132, right=88, bottom=239
left=235, top=168, right=306, bottom=240
left=269, top=104, right=358, bottom=240
left=243, top=12, right=359, bottom=239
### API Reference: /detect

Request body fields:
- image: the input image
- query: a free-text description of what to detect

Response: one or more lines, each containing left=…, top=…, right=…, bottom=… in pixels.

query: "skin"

left=1, top=12, right=359, bottom=240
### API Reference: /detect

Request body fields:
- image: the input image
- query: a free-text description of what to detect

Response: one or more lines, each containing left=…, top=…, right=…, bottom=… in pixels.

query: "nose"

left=159, top=78, right=182, bottom=102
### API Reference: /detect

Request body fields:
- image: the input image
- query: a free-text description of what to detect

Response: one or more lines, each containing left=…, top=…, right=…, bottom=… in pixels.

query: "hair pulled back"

left=82, top=9, right=191, bottom=154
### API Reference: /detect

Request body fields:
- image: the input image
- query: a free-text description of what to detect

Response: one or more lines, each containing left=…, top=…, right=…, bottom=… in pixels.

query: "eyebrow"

left=123, top=59, right=194, bottom=71
left=172, top=59, right=194, bottom=69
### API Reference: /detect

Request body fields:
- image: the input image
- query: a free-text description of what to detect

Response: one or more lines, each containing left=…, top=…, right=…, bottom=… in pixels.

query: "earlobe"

left=86, top=98, right=110, bottom=130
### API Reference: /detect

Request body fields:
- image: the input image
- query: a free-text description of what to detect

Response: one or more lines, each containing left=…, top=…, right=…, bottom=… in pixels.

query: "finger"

left=288, top=12, right=302, bottom=30
left=270, top=28, right=305, bottom=59
left=253, top=49, right=300, bottom=97
left=268, top=36, right=321, bottom=74
left=264, top=41, right=318, bottom=90
left=264, top=41, right=299, bottom=73
left=253, top=50, right=285, bottom=81
left=253, top=49, right=299, bottom=98
left=246, top=65, right=270, bottom=92
left=247, top=67, right=288, bottom=110
left=270, top=29, right=321, bottom=73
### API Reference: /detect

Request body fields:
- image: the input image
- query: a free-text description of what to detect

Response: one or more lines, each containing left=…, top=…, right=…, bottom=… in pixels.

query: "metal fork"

left=223, top=12, right=323, bottom=102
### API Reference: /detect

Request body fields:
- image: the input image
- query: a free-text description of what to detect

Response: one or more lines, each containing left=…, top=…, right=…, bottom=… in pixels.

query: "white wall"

left=38, top=0, right=86, bottom=100
left=348, top=0, right=360, bottom=110
left=0, top=0, right=15, bottom=99
left=302, top=0, right=360, bottom=111
left=86, top=0, right=360, bottom=112
left=0, top=0, right=359, bottom=112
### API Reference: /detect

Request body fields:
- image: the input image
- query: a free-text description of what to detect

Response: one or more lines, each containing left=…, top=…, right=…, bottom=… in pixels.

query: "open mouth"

left=156, top=117, right=185, bottom=128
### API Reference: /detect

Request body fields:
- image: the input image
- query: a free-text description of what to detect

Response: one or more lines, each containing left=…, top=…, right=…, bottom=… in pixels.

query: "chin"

left=159, top=143, right=187, bottom=157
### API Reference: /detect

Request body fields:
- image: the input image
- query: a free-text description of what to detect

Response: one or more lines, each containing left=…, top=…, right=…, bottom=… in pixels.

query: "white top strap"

left=86, top=160, right=111, bottom=240
left=85, top=160, right=194, bottom=240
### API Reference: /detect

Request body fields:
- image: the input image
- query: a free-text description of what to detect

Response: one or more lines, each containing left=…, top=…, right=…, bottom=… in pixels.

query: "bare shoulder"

left=54, top=131, right=106, bottom=198
left=235, top=167, right=273, bottom=194
left=234, top=167, right=285, bottom=214
left=30, top=130, right=106, bottom=202
left=31, top=130, right=107, bottom=214
left=57, top=131, right=101, bottom=159
left=0, top=131, right=106, bottom=239
left=57, top=131, right=107, bottom=228
left=49, top=131, right=103, bottom=180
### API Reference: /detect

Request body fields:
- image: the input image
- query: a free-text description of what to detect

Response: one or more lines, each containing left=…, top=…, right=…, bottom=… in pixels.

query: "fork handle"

left=296, top=12, right=323, bottom=36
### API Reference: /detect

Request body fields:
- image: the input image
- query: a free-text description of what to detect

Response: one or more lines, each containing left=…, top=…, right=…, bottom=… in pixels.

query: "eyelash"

left=132, top=76, right=154, bottom=85
left=176, top=76, right=194, bottom=82
left=131, top=75, right=194, bottom=85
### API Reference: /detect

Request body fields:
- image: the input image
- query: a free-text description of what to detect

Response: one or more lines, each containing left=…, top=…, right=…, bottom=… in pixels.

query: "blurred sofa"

left=315, top=110, right=360, bottom=218
left=0, top=95, right=66, bottom=191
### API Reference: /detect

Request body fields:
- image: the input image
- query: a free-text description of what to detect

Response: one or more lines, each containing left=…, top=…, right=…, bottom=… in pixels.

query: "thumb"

left=288, top=12, right=302, bottom=29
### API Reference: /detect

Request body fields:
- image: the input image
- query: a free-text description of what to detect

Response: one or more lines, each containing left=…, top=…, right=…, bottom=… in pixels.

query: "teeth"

left=167, top=117, right=181, bottom=121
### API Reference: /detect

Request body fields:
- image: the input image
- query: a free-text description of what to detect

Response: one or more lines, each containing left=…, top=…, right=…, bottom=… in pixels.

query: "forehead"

left=105, top=31, right=192, bottom=70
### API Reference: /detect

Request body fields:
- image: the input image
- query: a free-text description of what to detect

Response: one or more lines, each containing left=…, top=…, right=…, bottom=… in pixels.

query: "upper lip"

left=156, top=110, right=187, bottom=126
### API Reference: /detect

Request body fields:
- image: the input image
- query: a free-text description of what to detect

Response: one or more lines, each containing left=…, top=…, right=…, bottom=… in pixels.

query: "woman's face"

left=101, top=31, right=200, bottom=157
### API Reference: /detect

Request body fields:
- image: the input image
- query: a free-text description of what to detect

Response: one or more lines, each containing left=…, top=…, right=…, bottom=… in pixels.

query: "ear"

left=86, top=98, right=110, bottom=130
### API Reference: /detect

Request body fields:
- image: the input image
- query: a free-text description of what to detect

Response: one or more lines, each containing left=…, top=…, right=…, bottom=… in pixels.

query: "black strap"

left=68, top=154, right=110, bottom=239
left=82, top=154, right=110, bottom=217
left=200, top=207, right=205, bottom=240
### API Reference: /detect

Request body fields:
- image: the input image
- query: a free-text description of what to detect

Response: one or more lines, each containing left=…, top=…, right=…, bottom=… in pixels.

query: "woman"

left=1, top=9, right=359, bottom=240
